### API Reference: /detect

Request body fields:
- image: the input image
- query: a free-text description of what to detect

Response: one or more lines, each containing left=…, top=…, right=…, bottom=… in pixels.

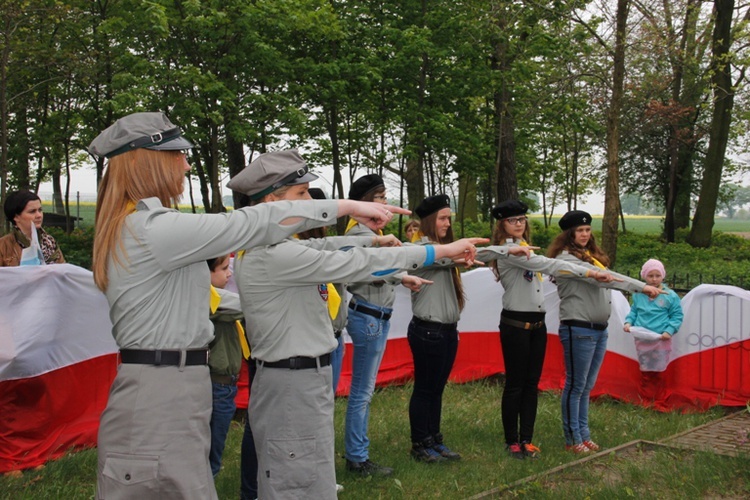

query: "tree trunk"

left=491, top=14, right=519, bottom=204
left=601, top=0, right=630, bottom=265
left=225, top=103, right=247, bottom=211
left=688, top=0, right=735, bottom=247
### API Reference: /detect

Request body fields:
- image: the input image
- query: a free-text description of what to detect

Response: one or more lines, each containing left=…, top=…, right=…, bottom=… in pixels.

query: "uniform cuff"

left=423, top=245, right=435, bottom=267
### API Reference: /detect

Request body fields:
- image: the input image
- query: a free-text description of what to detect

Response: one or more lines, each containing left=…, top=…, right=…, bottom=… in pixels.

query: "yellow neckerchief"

left=126, top=200, right=137, bottom=213
left=345, top=218, right=383, bottom=237
left=411, top=230, right=424, bottom=243
left=519, top=240, right=543, bottom=281
left=210, top=285, right=251, bottom=360
left=292, top=234, right=342, bottom=319
left=584, top=249, right=607, bottom=270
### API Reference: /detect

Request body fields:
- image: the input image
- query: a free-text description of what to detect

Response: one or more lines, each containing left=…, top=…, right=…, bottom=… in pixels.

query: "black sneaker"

left=432, top=433, right=461, bottom=460
left=410, top=444, right=446, bottom=463
left=411, top=436, right=446, bottom=463
left=345, top=459, right=394, bottom=477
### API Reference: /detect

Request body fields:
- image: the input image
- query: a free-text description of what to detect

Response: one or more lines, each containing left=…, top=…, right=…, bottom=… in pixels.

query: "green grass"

left=3, top=380, right=746, bottom=499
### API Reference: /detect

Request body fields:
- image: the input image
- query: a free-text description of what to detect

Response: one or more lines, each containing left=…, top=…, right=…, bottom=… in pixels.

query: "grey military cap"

left=227, top=149, right=319, bottom=201
left=88, top=112, right=194, bottom=159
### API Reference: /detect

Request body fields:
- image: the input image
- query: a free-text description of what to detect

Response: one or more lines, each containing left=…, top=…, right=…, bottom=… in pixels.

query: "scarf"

left=584, top=250, right=607, bottom=270
left=13, top=227, right=61, bottom=265
left=210, top=285, right=251, bottom=360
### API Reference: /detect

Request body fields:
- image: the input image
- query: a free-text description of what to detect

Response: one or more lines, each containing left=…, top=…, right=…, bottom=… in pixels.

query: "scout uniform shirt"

left=104, top=197, right=340, bottom=350
left=346, top=222, right=405, bottom=308
left=477, top=240, right=594, bottom=313
left=555, top=250, right=647, bottom=324
left=234, top=236, right=428, bottom=362
left=408, top=238, right=470, bottom=325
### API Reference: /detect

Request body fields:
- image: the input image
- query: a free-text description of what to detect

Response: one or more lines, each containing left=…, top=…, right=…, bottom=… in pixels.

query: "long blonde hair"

left=93, top=149, right=186, bottom=290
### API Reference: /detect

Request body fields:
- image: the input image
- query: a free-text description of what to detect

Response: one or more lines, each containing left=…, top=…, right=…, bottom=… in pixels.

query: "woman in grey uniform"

left=406, top=195, right=530, bottom=463
left=343, top=174, right=430, bottom=477
left=546, top=210, right=662, bottom=454
left=228, top=151, right=484, bottom=499
left=89, top=114, right=404, bottom=500
left=476, top=200, right=617, bottom=460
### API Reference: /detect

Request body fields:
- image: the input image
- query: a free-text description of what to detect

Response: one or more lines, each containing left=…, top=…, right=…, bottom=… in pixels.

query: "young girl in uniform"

left=406, top=195, right=533, bottom=463
left=227, top=150, right=486, bottom=498
left=344, top=174, right=431, bottom=477
left=476, top=200, right=617, bottom=460
left=546, top=210, right=663, bottom=454
left=89, top=113, right=406, bottom=500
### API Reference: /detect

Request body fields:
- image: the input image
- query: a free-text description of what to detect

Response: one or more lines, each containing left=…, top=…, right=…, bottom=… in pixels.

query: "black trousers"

left=407, top=317, right=459, bottom=443
left=500, top=312, right=547, bottom=445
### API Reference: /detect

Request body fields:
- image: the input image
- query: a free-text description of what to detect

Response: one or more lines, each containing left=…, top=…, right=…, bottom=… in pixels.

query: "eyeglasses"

left=505, top=216, right=528, bottom=225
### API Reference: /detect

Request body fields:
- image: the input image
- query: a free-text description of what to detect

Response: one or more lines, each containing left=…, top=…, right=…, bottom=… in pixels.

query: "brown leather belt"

left=501, top=317, right=545, bottom=330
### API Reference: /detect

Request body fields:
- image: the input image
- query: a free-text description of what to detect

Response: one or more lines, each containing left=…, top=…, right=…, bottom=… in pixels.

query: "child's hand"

left=623, top=323, right=631, bottom=333
left=661, top=332, right=672, bottom=340
left=374, top=234, right=401, bottom=247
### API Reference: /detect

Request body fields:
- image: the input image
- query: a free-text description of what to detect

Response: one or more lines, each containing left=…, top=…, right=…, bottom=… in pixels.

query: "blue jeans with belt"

left=209, top=381, right=238, bottom=476
left=407, top=317, right=459, bottom=443
left=344, top=300, right=392, bottom=463
left=558, top=324, right=608, bottom=445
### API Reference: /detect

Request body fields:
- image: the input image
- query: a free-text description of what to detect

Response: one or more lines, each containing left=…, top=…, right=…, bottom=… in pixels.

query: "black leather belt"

left=259, top=353, right=332, bottom=370
left=119, top=349, right=209, bottom=366
left=349, top=300, right=392, bottom=321
left=210, top=373, right=239, bottom=385
left=501, top=317, right=545, bottom=330
left=412, top=317, right=458, bottom=332
left=561, top=319, right=608, bottom=331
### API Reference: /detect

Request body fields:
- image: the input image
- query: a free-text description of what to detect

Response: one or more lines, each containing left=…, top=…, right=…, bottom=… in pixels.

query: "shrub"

left=47, top=227, right=94, bottom=270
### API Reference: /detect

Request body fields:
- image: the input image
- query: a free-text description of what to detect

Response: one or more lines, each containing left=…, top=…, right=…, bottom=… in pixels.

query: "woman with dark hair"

left=343, top=174, right=431, bottom=477
left=547, top=210, right=662, bottom=454
left=476, top=200, right=616, bottom=460
left=1, top=190, right=64, bottom=266
left=406, top=195, right=529, bottom=463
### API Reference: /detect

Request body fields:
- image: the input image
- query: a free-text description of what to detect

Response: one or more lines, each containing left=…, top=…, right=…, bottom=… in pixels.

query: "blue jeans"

left=559, top=325, right=608, bottom=445
left=344, top=301, right=391, bottom=462
left=331, top=334, right=345, bottom=394
left=209, top=382, right=238, bottom=476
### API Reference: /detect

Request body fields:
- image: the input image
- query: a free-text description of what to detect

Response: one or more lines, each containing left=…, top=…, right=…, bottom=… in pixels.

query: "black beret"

left=559, top=210, right=593, bottom=231
left=349, top=174, right=385, bottom=200
left=491, top=200, right=528, bottom=220
left=308, top=187, right=326, bottom=200
left=415, top=194, right=451, bottom=219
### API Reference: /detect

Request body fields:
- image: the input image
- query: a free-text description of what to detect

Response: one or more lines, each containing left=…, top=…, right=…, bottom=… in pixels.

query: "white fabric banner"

left=0, top=264, right=117, bottom=381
